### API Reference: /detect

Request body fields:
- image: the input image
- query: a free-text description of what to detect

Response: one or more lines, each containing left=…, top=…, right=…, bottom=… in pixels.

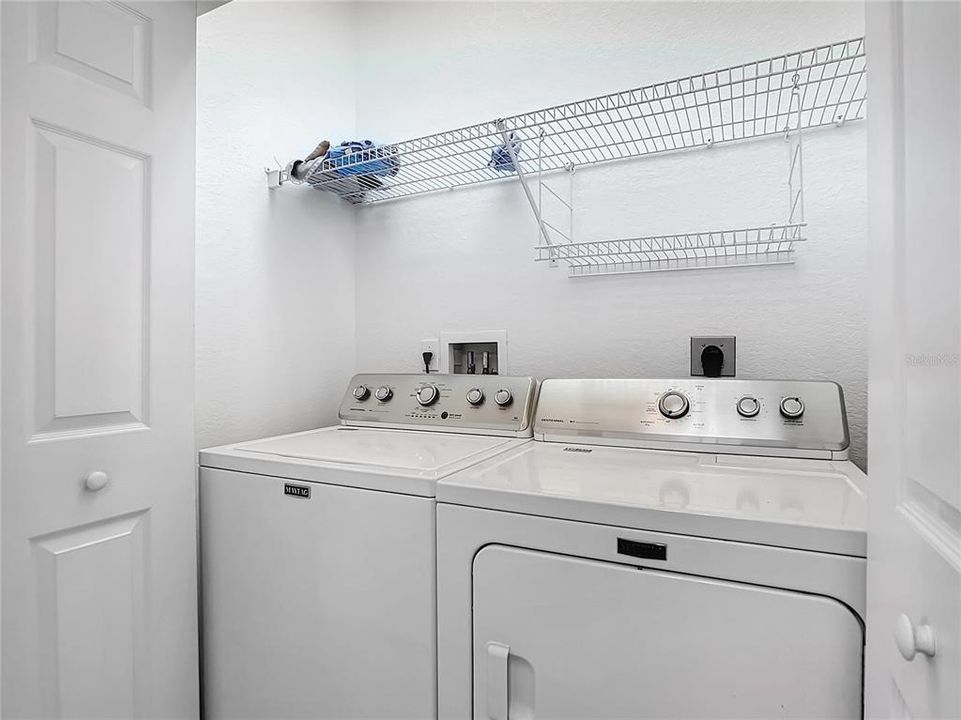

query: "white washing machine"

left=199, top=373, right=537, bottom=720
left=436, top=378, right=867, bottom=720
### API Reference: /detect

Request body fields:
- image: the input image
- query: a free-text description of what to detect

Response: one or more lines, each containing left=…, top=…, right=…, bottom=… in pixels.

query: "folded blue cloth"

left=325, top=140, right=400, bottom=178
left=489, top=133, right=522, bottom=172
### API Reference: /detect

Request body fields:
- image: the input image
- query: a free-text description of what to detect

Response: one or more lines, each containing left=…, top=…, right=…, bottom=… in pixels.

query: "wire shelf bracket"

left=524, top=77, right=811, bottom=277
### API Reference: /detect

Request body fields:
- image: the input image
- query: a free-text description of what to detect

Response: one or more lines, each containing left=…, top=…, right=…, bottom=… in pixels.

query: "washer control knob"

left=416, top=384, right=440, bottom=406
left=494, top=389, right=513, bottom=407
left=780, top=396, right=805, bottom=419
left=374, top=386, right=393, bottom=402
left=736, top=396, right=760, bottom=418
left=466, top=388, right=485, bottom=406
left=658, top=391, right=690, bottom=419
left=352, top=385, right=370, bottom=401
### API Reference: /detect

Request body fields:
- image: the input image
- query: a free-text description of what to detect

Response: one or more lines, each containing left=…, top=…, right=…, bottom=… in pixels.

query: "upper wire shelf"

left=270, top=37, right=865, bottom=205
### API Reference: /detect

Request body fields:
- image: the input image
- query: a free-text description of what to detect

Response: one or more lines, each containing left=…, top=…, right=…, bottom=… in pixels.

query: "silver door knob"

left=896, top=613, right=936, bottom=661
left=83, top=471, right=110, bottom=492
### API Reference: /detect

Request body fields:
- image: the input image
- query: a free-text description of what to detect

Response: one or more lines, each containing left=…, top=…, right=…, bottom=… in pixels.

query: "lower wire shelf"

left=535, top=223, right=807, bottom=278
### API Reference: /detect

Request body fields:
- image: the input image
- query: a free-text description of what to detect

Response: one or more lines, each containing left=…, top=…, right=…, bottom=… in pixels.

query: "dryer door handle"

left=486, top=642, right=510, bottom=720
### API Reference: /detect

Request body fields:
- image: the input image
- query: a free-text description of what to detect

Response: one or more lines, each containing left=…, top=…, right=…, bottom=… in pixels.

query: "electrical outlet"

left=421, top=339, right=439, bottom=372
left=691, top=336, right=736, bottom=377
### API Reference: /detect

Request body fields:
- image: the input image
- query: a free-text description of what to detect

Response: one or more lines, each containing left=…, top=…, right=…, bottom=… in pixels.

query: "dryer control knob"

left=416, top=384, right=440, bottom=406
left=352, top=385, right=370, bottom=401
left=466, top=388, right=485, bottom=406
left=658, top=391, right=690, bottom=419
left=374, top=386, right=393, bottom=402
left=494, top=389, right=513, bottom=407
left=736, top=396, right=760, bottom=418
left=780, top=396, right=805, bottom=419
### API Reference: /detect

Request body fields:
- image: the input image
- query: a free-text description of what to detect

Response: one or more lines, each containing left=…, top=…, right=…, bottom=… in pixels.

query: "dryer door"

left=472, top=545, right=863, bottom=720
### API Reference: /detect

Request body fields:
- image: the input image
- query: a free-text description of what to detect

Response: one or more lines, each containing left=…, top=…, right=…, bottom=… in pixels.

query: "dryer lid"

left=437, top=441, right=867, bottom=556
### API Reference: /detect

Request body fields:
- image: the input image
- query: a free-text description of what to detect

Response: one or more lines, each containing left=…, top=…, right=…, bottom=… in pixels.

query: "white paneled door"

left=1, top=2, right=199, bottom=718
left=867, top=2, right=961, bottom=717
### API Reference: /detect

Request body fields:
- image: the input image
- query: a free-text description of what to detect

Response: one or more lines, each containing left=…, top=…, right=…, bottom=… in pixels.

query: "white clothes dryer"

left=200, top=373, right=536, bottom=720
left=436, top=378, right=866, bottom=720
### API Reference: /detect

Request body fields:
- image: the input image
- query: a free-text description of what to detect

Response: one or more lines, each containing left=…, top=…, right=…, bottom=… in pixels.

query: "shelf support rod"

left=496, top=119, right=558, bottom=267
left=785, top=73, right=805, bottom=226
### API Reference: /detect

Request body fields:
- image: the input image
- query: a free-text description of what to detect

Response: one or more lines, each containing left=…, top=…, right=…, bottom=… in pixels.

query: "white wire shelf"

left=519, top=37, right=850, bottom=277
left=269, top=37, right=865, bottom=206
left=535, top=224, right=807, bottom=278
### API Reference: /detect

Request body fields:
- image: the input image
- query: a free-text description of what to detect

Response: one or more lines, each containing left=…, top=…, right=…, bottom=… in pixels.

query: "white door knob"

left=83, top=471, right=110, bottom=492
left=896, top=613, right=936, bottom=661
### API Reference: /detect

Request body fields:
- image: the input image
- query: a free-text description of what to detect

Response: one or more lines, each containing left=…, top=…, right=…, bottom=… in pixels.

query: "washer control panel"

left=340, top=374, right=537, bottom=436
left=534, top=378, right=850, bottom=459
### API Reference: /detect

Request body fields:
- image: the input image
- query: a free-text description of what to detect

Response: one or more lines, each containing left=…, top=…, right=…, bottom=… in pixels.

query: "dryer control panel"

left=534, top=378, right=849, bottom=459
left=339, top=374, right=537, bottom=437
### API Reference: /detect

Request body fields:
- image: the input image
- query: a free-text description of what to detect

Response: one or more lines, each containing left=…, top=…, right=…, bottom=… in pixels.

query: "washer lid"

left=201, top=426, right=526, bottom=496
left=437, top=442, right=867, bottom=556
left=238, top=426, right=514, bottom=472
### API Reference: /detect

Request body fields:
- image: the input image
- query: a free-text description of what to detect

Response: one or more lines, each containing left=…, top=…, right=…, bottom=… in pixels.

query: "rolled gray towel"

left=304, top=139, right=330, bottom=163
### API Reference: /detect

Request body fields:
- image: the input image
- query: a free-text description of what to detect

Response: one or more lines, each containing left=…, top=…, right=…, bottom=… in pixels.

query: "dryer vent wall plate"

left=439, top=330, right=508, bottom=375
left=691, top=336, right=736, bottom=377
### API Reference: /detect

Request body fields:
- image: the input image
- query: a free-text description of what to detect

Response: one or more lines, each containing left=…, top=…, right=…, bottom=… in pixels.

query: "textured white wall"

left=196, top=0, right=357, bottom=449
left=195, top=1, right=868, bottom=466
left=352, top=1, right=868, bottom=467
